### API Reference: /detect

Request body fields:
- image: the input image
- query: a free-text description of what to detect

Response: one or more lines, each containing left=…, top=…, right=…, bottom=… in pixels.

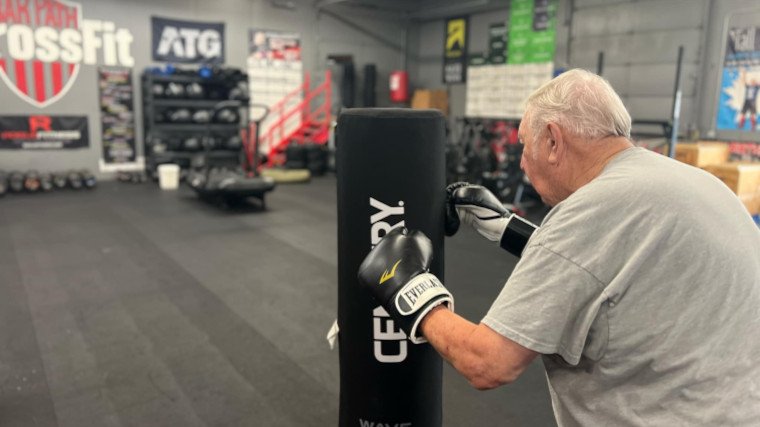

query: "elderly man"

left=358, top=69, right=760, bottom=425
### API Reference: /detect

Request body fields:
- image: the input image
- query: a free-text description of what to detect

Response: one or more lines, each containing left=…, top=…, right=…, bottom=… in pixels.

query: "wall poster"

left=0, top=115, right=89, bottom=149
left=716, top=25, right=760, bottom=133
left=443, top=16, right=469, bottom=84
left=247, top=29, right=303, bottom=153
left=466, top=0, right=556, bottom=119
left=98, top=67, right=140, bottom=171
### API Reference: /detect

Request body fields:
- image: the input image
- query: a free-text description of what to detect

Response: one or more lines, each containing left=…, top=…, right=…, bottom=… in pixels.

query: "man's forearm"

left=420, top=305, right=537, bottom=390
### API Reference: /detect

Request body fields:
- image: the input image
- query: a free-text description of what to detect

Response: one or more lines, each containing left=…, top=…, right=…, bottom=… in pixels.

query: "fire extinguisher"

left=389, top=70, right=409, bottom=103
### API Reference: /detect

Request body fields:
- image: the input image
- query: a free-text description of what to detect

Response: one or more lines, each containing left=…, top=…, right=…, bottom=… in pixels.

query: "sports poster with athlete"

left=716, top=25, right=760, bottom=132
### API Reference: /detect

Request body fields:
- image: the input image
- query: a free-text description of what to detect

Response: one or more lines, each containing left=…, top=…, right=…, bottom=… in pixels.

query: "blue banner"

left=716, top=26, right=760, bottom=132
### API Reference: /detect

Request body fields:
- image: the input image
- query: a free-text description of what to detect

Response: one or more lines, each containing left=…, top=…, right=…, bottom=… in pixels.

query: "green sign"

left=507, top=0, right=557, bottom=64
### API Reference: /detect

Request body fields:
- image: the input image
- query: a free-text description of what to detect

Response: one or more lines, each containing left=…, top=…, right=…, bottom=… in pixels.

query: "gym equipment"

left=188, top=102, right=276, bottom=207
left=81, top=170, right=96, bottom=189
left=117, top=171, right=147, bottom=184
left=225, top=135, right=243, bottom=150
left=0, top=171, right=7, bottom=197
left=445, top=182, right=536, bottom=257
left=164, top=82, right=185, bottom=98
left=9, top=171, right=24, bottom=193
left=357, top=227, right=453, bottom=343
left=201, top=136, right=219, bottom=150
left=285, top=143, right=307, bottom=169
left=198, top=65, right=213, bottom=79
left=52, top=173, right=68, bottom=189
left=183, top=137, right=202, bottom=151
left=228, top=81, right=248, bottom=100
left=151, top=83, right=165, bottom=97
left=186, top=82, right=204, bottom=98
left=67, top=171, right=83, bottom=190
left=23, top=170, right=41, bottom=192
left=147, top=135, right=169, bottom=154
left=341, top=62, right=356, bottom=108
left=260, top=167, right=311, bottom=183
left=336, top=108, right=445, bottom=427
left=39, top=173, right=53, bottom=192
left=305, top=143, right=328, bottom=176
left=192, top=109, right=212, bottom=124
left=363, top=64, right=377, bottom=107
left=167, top=108, right=192, bottom=123
left=163, top=64, right=176, bottom=75
left=214, top=107, right=239, bottom=124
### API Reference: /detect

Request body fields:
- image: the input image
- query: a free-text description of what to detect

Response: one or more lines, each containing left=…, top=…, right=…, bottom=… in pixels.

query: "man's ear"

left=546, top=122, right=565, bottom=165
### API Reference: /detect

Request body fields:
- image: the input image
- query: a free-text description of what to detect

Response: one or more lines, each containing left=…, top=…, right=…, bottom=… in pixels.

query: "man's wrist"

left=420, top=304, right=449, bottom=335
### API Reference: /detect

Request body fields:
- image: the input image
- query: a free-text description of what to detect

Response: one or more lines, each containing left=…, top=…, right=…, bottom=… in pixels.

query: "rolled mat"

left=260, top=168, right=311, bottom=183
left=336, top=108, right=446, bottom=427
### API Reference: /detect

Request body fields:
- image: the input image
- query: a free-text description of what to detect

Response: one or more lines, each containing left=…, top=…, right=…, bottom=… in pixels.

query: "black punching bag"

left=363, top=64, right=377, bottom=107
left=336, top=109, right=446, bottom=427
left=341, top=62, right=356, bottom=108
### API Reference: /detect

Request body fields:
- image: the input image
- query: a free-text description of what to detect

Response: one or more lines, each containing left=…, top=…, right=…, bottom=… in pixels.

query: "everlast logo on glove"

left=395, top=275, right=447, bottom=315
left=369, top=197, right=407, bottom=363
left=151, top=16, right=224, bottom=64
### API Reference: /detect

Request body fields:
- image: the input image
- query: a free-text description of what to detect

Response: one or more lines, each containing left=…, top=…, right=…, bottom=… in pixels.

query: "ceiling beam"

left=408, top=0, right=507, bottom=21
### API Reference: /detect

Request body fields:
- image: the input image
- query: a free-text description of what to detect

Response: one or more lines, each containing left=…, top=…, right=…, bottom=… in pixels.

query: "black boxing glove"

left=357, top=227, right=453, bottom=344
left=445, top=182, right=538, bottom=257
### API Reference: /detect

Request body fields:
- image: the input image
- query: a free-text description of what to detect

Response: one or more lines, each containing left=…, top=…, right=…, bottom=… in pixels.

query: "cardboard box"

left=674, top=142, right=729, bottom=168
left=739, top=193, right=760, bottom=215
left=411, top=89, right=448, bottom=114
left=703, top=162, right=760, bottom=195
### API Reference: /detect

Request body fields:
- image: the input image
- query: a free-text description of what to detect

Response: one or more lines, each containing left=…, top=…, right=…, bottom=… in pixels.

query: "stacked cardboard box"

left=673, top=142, right=760, bottom=214
left=411, top=90, right=449, bottom=115
left=674, top=142, right=730, bottom=168
left=703, top=162, right=760, bottom=215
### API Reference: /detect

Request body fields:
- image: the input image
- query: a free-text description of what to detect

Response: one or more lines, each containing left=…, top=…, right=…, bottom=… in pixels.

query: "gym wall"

left=409, top=8, right=511, bottom=124
left=408, top=0, right=760, bottom=144
left=699, top=0, right=760, bottom=141
left=567, top=0, right=708, bottom=136
left=0, top=0, right=407, bottom=176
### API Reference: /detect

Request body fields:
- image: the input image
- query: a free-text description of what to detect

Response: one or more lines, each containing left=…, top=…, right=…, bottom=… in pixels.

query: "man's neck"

left=567, top=136, right=633, bottom=193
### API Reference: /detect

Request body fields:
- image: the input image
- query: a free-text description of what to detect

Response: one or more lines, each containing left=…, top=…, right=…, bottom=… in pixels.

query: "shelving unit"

left=141, top=68, right=250, bottom=175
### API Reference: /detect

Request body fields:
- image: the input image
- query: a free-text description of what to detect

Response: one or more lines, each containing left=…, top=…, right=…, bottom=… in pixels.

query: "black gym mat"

left=0, top=178, right=555, bottom=427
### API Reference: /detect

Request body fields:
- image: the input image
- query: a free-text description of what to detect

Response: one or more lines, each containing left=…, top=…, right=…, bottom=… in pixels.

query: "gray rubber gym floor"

left=0, top=177, right=556, bottom=427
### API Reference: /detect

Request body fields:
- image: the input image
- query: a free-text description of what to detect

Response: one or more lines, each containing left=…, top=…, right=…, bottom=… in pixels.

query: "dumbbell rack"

left=141, top=70, right=249, bottom=179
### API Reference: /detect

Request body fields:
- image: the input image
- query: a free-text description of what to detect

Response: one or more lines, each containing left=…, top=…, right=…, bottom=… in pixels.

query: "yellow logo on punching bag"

left=379, top=259, right=402, bottom=284
left=446, top=18, right=466, bottom=58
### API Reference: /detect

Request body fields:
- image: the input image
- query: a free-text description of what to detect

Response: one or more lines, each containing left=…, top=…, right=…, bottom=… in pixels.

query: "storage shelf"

left=150, top=124, right=243, bottom=132
left=142, top=68, right=250, bottom=173
left=152, top=99, right=246, bottom=108
left=142, top=74, right=245, bottom=84
left=150, top=150, right=240, bottom=159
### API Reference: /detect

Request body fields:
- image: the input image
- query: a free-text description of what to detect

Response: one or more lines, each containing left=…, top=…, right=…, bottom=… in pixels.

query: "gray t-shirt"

left=482, top=147, right=760, bottom=426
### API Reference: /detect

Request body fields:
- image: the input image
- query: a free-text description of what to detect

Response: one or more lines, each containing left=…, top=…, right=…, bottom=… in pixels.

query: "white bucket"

left=157, top=164, right=180, bottom=190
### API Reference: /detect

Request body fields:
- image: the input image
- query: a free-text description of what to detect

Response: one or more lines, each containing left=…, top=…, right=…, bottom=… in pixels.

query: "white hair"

left=525, top=69, right=632, bottom=141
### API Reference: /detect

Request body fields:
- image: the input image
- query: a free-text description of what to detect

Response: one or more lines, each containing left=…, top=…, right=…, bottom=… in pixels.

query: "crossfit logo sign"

left=151, top=16, right=224, bottom=64
left=0, top=0, right=135, bottom=108
left=369, top=197, right=407, bottom=363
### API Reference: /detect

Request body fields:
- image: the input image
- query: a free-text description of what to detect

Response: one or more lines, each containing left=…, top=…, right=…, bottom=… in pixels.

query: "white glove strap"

left=394, top=272, right=454, bottom=344
left=456, top=205, right=510, bottom=242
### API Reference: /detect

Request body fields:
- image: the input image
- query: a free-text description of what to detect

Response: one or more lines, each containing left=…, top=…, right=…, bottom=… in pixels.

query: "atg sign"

left=0, top=0, right=135, bottom=108
left=151, top=16, right=224, bottom=64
